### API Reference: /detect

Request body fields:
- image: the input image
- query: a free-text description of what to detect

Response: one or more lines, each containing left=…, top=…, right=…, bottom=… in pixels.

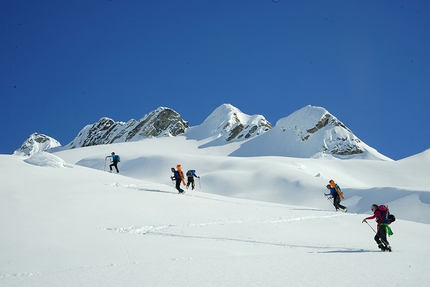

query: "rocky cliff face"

left=66, top=107, right=188, bottom=149
left=14, top=133, right=61, bottom=156
left=294, top=111, right=364, bottom=156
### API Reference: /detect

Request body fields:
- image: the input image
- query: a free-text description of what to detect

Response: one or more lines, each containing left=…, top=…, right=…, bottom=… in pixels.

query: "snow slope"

left=1, top=136, right=430, bottom=286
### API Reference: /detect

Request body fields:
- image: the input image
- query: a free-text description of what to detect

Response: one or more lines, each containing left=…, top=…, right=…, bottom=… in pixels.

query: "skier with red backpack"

left=362, top=204, right=395, bottom=252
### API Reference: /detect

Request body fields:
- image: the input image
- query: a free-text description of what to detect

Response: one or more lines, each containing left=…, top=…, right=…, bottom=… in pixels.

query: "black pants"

left=186, top=177, right=195, bottom=189
left=109, top=162, right=119, bottom=173
left=175, top=179, right=184, bottom=193
left=374, top=224, right=389, bottom=247
left=332, top=193, right=346, bottom=210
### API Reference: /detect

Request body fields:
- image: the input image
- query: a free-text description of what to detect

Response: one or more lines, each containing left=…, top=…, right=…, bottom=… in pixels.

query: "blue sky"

left=1, top=0, right=429, bottom=160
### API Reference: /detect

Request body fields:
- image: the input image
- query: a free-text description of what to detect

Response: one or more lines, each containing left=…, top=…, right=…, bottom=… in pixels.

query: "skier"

left=362, top=204, right=392, bottom=252
left=105, top=152, right=120, bottom=173
left=186, top=170, right=200, bottom=190
left=170, top=167, right=185, bottom=194
left=324, top=184, right=347, bottom=212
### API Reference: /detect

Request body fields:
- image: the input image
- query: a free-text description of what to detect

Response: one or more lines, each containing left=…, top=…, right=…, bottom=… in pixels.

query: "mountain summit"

left=14, top=132, right=61, bottom=156
left=231, top=105, right=391, bottom=160
left=184, top=104, right=272, bottom=143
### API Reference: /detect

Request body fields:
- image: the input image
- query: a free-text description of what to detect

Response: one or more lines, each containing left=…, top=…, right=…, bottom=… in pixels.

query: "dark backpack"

left=379, top=205, right=396, bottom=224
left=113, top=155, right=120, bottom=162
left=186, top=170, right=194, bottom=177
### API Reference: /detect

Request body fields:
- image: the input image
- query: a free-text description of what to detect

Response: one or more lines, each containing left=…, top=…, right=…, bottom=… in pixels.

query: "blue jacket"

left=172, top=170, right=181, bottom=180
left=107, top=154, right=120, bottom=163
left=328, top=187, right=337, bottom=197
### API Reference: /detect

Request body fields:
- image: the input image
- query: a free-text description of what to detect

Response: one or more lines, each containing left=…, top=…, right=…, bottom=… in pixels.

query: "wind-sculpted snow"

left=23, top=151, right=66, bottom=168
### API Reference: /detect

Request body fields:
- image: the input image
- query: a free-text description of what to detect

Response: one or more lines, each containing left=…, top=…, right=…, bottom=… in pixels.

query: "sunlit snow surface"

left=1, top=138, right=429, bottom=286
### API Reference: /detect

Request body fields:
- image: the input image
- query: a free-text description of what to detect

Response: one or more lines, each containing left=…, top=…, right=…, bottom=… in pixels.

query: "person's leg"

left=338, top=203, right=347, bottom=211
left=176, top=179, right=183, bottom=193
left=378, top=225, right=389, bottom=247
left=375, top=225, right=390, bottom=250
left=333, top=195, right=341, bottom=210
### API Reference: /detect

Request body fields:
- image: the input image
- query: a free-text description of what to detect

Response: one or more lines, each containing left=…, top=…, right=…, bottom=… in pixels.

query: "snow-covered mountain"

left=184, top=103, right=272, bottom=144
left=15, top=104, right=389, bottom=160
left=13, top=132, right=61, bottom=156
left=65, top=107, right=189, bottom=149
left=231, top=105, right=391, bottom=160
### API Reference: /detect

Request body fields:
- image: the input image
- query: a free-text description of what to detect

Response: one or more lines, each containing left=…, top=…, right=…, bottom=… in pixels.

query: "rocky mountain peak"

left=14, top=133, right=61, bottom=156
left=66, top=107, right=188, bottom=149
left=184, top=104, right=272, bottom=142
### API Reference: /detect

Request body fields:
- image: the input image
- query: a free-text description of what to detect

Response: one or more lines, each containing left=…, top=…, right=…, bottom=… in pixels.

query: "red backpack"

left=378, top=205, right=396, bottom=224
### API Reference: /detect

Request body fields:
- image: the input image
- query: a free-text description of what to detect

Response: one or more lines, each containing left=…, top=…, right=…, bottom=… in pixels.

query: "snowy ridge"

left=231, top=105, right=391, bottom=160
left=65, top=107, right=188, bottom=149
left=14, top=132, right=61, bottom=156
left=184, top=103, right=272, bottom=143
left=15, top=103, right=391, bottom=161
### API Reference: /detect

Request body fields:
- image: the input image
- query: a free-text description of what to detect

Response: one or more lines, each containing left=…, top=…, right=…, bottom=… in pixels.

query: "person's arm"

left=362, top=213, right=376, bottom=223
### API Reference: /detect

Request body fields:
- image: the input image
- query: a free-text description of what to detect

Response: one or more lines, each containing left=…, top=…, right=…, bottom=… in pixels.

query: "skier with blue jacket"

left=105, top=152, right=120, bottom=173
left=324, top=184, right=347, bottom=212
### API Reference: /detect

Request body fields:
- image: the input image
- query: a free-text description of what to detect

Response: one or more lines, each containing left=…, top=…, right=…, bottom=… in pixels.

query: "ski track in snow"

left=102, top=182, right=349, bottom=251
left=0, top=272, right=41, bottom=279
left=101, top=214, right=348, bottom=251
left=103, top=182, right=334, bottom=210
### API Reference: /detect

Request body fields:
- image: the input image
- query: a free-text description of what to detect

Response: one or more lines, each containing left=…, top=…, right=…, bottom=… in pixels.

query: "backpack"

left=186, top=170, right=194, bottom=177
left=114, top=155, right=120, bottom=162
left=329, top=180, right=344, bottom=199
left=379, top=205, right=396, bottom=224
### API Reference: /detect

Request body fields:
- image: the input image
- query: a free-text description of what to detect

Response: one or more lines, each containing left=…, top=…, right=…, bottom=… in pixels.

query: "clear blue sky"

left=1, top=0, right=429, bottom=159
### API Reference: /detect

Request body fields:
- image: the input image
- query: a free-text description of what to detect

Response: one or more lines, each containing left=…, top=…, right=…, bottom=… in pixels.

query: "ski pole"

left=325, top=194, right=333, bottom=204
left=104, top=158, right=107, bottom=171
left=198, top=177, right=201, bottom=189
left=364, top=220, right=377, bottom=234
left=324, top=194, right=336, bottom=211
left=171, top=178, right=175, bottom=191
left=364, top=221, right=390, bottom=247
